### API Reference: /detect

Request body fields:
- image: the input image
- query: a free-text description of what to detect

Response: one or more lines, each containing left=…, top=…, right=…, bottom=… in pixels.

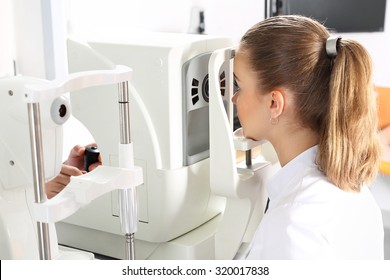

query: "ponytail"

left=317, top=39, right=381, bottom=191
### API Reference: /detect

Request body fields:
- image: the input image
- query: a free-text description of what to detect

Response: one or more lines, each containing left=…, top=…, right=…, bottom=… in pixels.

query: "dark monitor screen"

left=271, top=0, right=387, bottom=32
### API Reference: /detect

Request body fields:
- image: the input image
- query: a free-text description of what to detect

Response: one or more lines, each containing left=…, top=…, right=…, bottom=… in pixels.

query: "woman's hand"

left=46, top=143, right=102, bottom=198
left=64, top=143, right=101, bottom=172
left=45, top=164, right=85, bottom=199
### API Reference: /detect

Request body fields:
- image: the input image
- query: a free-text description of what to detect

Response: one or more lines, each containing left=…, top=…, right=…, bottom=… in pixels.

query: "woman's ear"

left=269, top=90, right=285, bottom=118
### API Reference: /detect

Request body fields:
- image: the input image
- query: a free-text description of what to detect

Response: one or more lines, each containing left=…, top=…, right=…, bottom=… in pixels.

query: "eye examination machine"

left=58, top=33, right=274, bottom=260
left=0, top=30, right=274, bottom=260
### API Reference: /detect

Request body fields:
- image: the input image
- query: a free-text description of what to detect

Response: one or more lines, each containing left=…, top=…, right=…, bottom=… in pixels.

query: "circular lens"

left=202, top=74, right=209, bottom=103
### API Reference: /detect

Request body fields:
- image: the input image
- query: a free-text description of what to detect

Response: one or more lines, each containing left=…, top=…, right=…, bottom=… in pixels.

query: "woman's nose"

left=231, top=92, right=238, bottom=104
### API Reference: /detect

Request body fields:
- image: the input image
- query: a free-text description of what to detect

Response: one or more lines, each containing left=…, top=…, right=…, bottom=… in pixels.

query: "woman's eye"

left=233, top=78, right=240, bottom=92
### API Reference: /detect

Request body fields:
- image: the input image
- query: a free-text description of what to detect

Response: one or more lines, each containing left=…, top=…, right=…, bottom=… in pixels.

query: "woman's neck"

left=270, top=127, right=319, bottom=167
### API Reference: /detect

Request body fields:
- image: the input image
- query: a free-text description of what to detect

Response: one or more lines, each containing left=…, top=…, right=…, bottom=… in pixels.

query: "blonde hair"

left=240, top=15, right=381, bottom=191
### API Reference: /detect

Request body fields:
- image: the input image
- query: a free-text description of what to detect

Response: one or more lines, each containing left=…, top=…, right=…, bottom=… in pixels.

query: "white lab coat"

left=247, top=146, right=384, bottom=260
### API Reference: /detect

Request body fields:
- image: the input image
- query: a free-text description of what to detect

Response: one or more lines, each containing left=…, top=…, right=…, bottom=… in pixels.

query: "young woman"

left=232, top=15, right=384, bottom=259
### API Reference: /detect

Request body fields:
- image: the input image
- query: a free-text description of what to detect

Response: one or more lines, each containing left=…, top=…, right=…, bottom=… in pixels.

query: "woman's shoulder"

left=279, top=165, right=376, bottom=214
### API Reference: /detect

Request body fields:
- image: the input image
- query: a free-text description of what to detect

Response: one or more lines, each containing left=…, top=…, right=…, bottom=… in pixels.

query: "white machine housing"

left=57, top=33, right=272, bottom=259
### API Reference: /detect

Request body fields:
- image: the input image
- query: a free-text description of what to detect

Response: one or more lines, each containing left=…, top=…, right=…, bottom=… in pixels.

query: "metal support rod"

left=245, top=149, right=252, bottom=167
left=118, top=81, right=137, bottom=260
left=27, top=103, right=51, bottom=260
left=119, top=186, right=138, bottom=260
left=125, top=233, right=136, bottom=259
left=118, top=81, right=131, bottom=143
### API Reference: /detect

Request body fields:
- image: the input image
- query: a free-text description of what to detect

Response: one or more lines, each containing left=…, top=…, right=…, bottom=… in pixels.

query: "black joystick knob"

left=84, top=146, right=100, bottom=172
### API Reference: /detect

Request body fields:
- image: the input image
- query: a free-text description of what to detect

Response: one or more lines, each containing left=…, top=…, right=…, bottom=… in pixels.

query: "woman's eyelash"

left=233, top=78, right=240, bottom=91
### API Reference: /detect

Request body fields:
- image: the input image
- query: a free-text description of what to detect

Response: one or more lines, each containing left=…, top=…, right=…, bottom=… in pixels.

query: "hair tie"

left=326, top=36, right=341, bottom=58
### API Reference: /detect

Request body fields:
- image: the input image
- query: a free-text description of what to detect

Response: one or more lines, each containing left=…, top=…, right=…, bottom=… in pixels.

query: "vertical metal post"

left=245, top=150, right=252, bottom=167
left=118, top=81, right=137, bottom=260
left=27, top=103, right=51, bottom=260
left=118, top=81, right=131, bottom=143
